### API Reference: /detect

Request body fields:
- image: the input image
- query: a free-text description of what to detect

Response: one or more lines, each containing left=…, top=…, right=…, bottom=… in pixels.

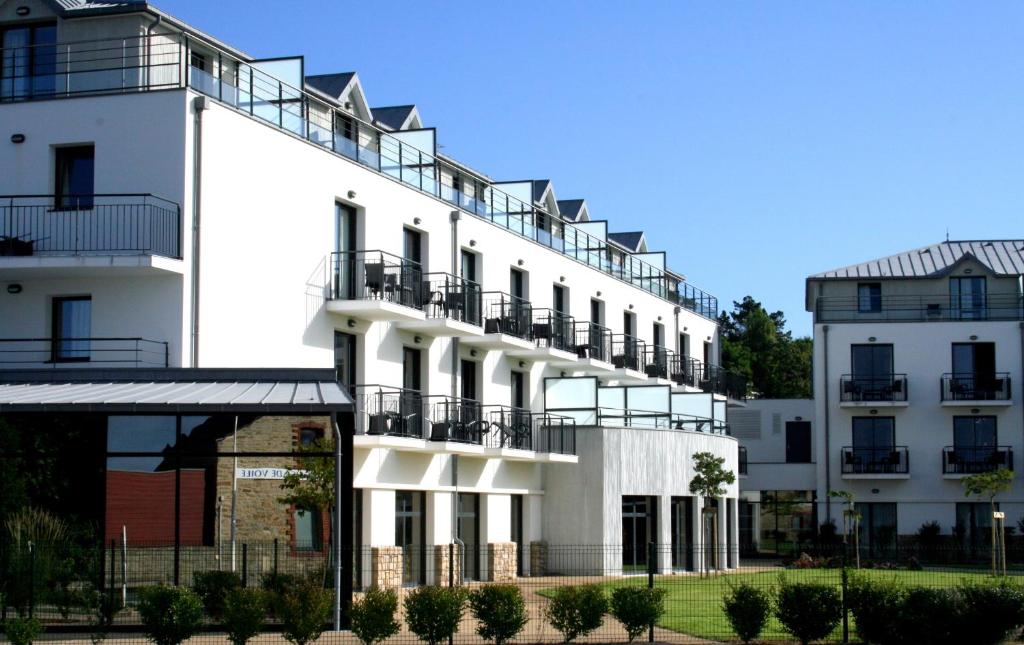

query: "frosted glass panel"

left=391, top=129, right=435, bottom=156
left=672, top=392, right=713, bottom=418
left=713, top=401, right=726, bottom=422
left=545, top=377, right=597, bottom=409
left=251, top=57, right=303, bottom=88
left=626, top=386, right=670, bottom=413
left=598, top=387, right=624, bottom=410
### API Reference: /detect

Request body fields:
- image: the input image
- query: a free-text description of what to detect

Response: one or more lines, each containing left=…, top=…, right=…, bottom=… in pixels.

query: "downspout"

left=450, top=210, right=461, bottom=399
left=449, top=210, right=464, bottom=584
left=332, top=414, right=343, bottom=630
left=145, top=15, right=162, bottom=89
left=822, top=324, right=831, bottom=524
left=190, top=96, right=208, bottom=367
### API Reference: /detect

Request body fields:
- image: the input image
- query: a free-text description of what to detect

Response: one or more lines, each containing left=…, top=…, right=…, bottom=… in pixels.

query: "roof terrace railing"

left=1, top=33, right=718, bottom=318
left=815, top=294, right=1024, bottom=323
left=597, top=407, right=729, bottom=435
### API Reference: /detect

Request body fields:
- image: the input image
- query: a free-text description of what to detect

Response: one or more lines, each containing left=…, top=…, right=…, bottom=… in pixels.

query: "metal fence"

left=4, top=541, right=1024, bottom=643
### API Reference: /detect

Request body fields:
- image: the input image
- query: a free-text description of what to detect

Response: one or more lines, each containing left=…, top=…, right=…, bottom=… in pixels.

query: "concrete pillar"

left=523, top=495, right=544, bottom=576
left=729, top=498, right=741, bottom=569
left=426, top=490, right=453, bottom=585
left=657, top=495, right=672, bottom=573
left=360, top=488, right=395, bottom=589
left=481, top=493, right=511, bottom=580
left=691, top=495, right=704, bottom=573
left=717, top=497, right=729, bottom=571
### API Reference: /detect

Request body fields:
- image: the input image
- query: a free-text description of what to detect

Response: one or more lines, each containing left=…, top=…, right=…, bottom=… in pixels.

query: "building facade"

left=0, top=0, right=742, bottom=587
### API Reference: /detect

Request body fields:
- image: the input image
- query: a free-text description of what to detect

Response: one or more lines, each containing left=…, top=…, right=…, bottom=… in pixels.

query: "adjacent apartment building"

left=0, top=0, right=743, bottom=588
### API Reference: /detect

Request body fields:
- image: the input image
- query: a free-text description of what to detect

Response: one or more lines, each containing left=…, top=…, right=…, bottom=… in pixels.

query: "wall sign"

left=235, top=467, right=306, bottom=480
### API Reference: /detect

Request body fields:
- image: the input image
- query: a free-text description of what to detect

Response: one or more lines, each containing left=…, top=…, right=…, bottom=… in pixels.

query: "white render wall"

left=737, top=399, right=816, bottom=493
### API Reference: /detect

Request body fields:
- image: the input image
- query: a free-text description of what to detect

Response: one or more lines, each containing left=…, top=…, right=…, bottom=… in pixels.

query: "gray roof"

left=608, top=231, right=645, bottom=252
left=0, top=368, right=351, bottom=413
left=371, top=105, right=416, bottom=130
left=809, top=240, right=1024, bottom=280
left=556, top=199, right=585, bottom=221
left=305, top=73, right=356, bottom=99
left=532, top=180, right=552, bottom=204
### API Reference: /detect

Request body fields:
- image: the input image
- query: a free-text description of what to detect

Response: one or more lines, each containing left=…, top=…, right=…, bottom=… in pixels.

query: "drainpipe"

left=190, top=96, right=208, bottom=367
left=822, top=324, right=831, bottom=524
left=450, top=210, right=461, bottom=399
left=145, top=15, right=162, bottom=89
left=673, top=305, right=681, bottom=354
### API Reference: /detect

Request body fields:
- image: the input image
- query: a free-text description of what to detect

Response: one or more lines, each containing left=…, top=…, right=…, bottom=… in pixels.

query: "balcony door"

left=1, top=22, right=56, bottom=101
left=852, top=417, right=894, bottom=472
left=855, top=502, right=896, bottom=556
left=457, top=493, right=480, bottom=580
left=950, top=276, right=987, bottom=320
left=954, top=416, right=997, bottom=470
left=334, top=203, right=357, bottom=298
left=395, top=491, right=426, bottom=585
left=333, top=331, right=356, bottom=391
left=622, top=495, right=655, bottom=571
left=952, top=342, right=997, bottom=397
left=55, top=145, right=94, bottom=209
left=851, top=344, right=893, bottom=396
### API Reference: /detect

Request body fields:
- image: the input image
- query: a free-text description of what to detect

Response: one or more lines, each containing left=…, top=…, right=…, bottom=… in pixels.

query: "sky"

left=155, top=1, right=1024, bottom=336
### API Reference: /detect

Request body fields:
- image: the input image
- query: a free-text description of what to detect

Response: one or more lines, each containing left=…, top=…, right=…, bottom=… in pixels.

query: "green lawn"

left=551, top=567, right=1015, bottom=642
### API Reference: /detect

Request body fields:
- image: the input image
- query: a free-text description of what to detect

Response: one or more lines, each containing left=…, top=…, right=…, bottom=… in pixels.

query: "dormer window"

left=857, top=283, right=881, bottom=313
left=950, top=276, right=987, bottom=320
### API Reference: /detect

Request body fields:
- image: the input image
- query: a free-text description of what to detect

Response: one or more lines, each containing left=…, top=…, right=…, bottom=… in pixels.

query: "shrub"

left=404, top=586, right=468, bottom=645
left=846, top=576, right=903, bottom=645
left=954, top=579, right=1024, bottom=645
left=774, top=578, right=841, bottom=645
left=544, top=584, right=608, bottom=643
left=3, top=617, right=42, bottom=645
left=87, top=588, right=123, bottom=645
left=722, top=583, right=771, bottom=644
left=223, top=588, right=268, bottom=645
left=277, top=578, right=332, bottom=645
left=892, top=587, right=958, bottom=645
left=350, top=587, right=400, bottom=645
left=192, top=570, right=243, bottom=619
left=137, top=586, right=204, bottom=645
left=609, top=587, right=666, bottom=642
left=468, top=584, right=528, bottom=645
left=260, top=571, right=302, bottom=596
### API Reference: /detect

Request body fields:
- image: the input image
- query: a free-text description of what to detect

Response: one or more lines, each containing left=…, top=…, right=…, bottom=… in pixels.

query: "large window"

left=857, top=283, right=882, bottom=313
left=950, top=276, right=987, bottom=319
left=1, top=22, right=56, bottom=100
left=52, top=296, right=91, bottom=362
left=55, top=145, right=95, bottom=209
left=395, top=491, right=426, bottom=585
left=849, top=344, right=895, bottom=399
left=457, top=493, right=480, bottom=580
left=622, top=495, right=656, bottom=570
left=956, top=502, right=997, bottom=550
left=855, top=502, right=897, bottom=555
left=851, top=417, right=896, bottom=473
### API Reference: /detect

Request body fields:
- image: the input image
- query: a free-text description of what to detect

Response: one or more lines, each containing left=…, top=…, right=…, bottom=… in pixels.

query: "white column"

left=729, top=498, right=741, bottom=569
left=691, top=495, right=704, bottom=573
left=360, top=488, right=395, bottom=589
left=717, top=497, right=729, bottom=571
left=426, top=490, right=454, bottom=585
left=523, top=494, right=543, bottom=576
left=481, top=493, right=511, bottom=580
left=657, top=495, right=672, bottom=573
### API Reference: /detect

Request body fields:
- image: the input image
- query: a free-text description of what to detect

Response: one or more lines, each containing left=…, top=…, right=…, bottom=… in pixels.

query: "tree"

left=278, top=436, right=335, bottom=583
left=718, top=296, right=812, bottom=398
left=962, top=469, right=1014, bottom=575
left=689, top=452, right=736, bottom=575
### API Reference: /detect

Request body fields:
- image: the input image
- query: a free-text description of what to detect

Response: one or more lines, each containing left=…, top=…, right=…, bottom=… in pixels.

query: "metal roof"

left=809, top=240, right=1024, bottom=280
left=0, top=368, right=351, bottom=413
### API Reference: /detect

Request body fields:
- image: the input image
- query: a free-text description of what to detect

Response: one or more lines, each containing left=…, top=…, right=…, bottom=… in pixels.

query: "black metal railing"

left=941, top=373, right=1012, bottom=402
left=572, top=322, right=611, bottom=362
left=354, top=385, right=426, bottom=439
left=0, top=194, right=181, bottom=258
left=424, top=396, right=486, bottom=444
left=841, top=446, right=910, bottom=475
left=669, top=356, right=702, bottom=387
left=738, top=446, right=748, bottom=475
left=643, top=346, right=676, bottom=379
left=701, top=364, right=749, bottom=400
left=421, top=273, right=482, bottom=326
left=536, top=413, right=577, bottom=455
left=480, top=292, right=531, bottom=338
left=330, top=250, right=423, bottom=308
left=839, top=374, right=908, bottom=402
left=0, top=337, right=169, bottom=368
left=943, top=446, right=1013, bottom=474
left=481, top=405, right=535, bottom=450
left=610, top=334, right=645, bottom=371
left=815, top=293, right=1024, bottom=323
left=530, top=309, right=575, bottom=353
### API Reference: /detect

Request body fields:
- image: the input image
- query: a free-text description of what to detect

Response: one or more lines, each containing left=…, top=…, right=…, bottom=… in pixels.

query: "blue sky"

left=157, top=1, right=1024, bottom=336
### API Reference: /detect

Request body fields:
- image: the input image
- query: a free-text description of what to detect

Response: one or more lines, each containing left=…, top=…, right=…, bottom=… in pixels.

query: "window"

left=511, top=370, right=526, bottom=409
left=403, top=347, right=422, bottom=392
left=785, top=421, right=812, bottom=463
left=334, top=331, right=356, bottom=390
left=55, top=145, right=95, bottom=209
left=510, top=268, right=525, bottom=299
left=622, top=496, right=656, bottom=570
left=294, top=508, right=321, bottom=551
left=954, top=416, right=997, bottom=449
left=855, top=502, right=896, bottom=555
left=590, top=299, right=604, bottom=326
left=52, top=296, right=91, bottom=362
left=460, top=249, right=477, bottom=284
left=298, top=427, right=323, bottom=447
left=703, top=341, right=712, bottom=366
left=457, top=493, right=480, bottom=580
left=461, top=359, right=478, bottom=401
left=1, top=22, right=56, bottom=100
left=857, top=283, right=882, bottom=313
left=653, top=323, right=664, bottom=349
left=956, top=502, right=997, bottom=549
left=395, top=491, right=426, bottom=584
left=189, top=51, right=207, bottom=72
left=950, top=276, right=987, bottom=320
left=679, top=333, right=690, bottom=358
left=623, top=311, right=635, bottom=337
left=850, top=344, right=894, bottom=397
left=852, top=417, right=895, bottom=462
left=552, top=285, right=566, bottom=315
left=403, top=228, right=422, bottom=264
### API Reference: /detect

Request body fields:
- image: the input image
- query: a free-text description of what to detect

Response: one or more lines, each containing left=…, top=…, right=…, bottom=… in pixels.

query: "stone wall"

left=530, top=540, right=548, bottom=577
left=487, top=542, right=517, bottom=582
left=371, top=546, right=403, bottom=589
left=433, top=544, right=462, bottom=586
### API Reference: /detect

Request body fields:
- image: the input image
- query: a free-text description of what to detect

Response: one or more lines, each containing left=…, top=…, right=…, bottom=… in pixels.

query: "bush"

left=277, top=578, right=333, bottom=645
left=954, top=579, right=1024, bottom=645
left=3, top=617, right=42, bottom=645
left=722, top=583, right=771, bottom=644
left=609, top=587, right=666, bottom=642
left=404, top=586, right=468, bottom=645
left=137, top=586, right=204, bottom=645
left=192, top=570, right=243, bottom=619
left=847, top=576, right=904, bottom=645
left=223, top=588, right=268, bottom=645
left=350, top=587, right=400, bottom=645
left=893, top=587, right=958, bottom=645
left=468, top=584, right=528, bottom=645
left=260, top=571, right=302, bottom=596
left=774, top=578, right=841, bottom=645
left=88, top=588, right=123, bottom=645
left=544, top=584, right=608, bottom=643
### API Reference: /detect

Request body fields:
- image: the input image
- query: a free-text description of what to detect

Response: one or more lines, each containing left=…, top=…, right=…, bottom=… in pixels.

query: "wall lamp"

left=413, top=335, right=422, bottom=344
left=6, top=284, right=23, bottom=294
left=518, top=361, right=526, bottom=369
left=413, top=217, right=421, bottom=225
left=16, top=6, right=30, bottom=16
left=517, top=259, right=524, bottom=266
left=10, top=133, right=25, bottom=144
left=347, top=190, right=356, bottom=199
left=470, top=349, right=478, bottom=357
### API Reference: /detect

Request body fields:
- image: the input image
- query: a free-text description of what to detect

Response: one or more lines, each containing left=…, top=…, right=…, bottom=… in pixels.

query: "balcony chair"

left=533, top=323, right=552, bottom=345
left=366, top=413, right=391, bottom=435
left=364, top=262, right=385, bottom=297
left=484, top=317, right=502, bottom=334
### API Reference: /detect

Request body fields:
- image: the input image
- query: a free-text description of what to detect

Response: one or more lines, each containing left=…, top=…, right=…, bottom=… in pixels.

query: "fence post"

left=841, top=540, right=849, bottom=644
left=27, top=541, right=35, bottom=619
left=647, top=541, right=656, bottom=643
left=273, top=538, right=279, bottom=576
left=109, top=539, right=116, bottom=611
left=241, top=543, right=248, bottom=587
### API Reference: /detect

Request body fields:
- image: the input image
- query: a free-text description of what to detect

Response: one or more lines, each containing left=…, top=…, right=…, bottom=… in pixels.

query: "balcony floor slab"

left=395, top=318, right=484, bottom=337
left=839, top=401, right=910, bottom=408
left=841, top=473, right=910, bottom=480
left=505, top=345, right=578, bottom=363
left=941, top=399, right=1013, bottom=407
left=460, top=333, right=535, bottom=351
left=327, top=299, right=426, bottom=322
left=0, top=254, right=184, bottom=278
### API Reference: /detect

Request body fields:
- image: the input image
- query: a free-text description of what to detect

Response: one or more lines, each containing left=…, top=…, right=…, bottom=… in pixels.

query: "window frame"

left=51, top=295, right=92, bottom=363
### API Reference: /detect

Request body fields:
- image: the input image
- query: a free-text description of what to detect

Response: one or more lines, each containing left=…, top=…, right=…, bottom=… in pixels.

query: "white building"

left=0, top=0, right=742, bottom=585
left=805, top=240, right=1024, bottom=551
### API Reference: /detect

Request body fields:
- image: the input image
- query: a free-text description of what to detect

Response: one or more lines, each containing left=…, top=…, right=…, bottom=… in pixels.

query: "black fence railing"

left=530, top=309, right=575, bottom=353
left=0, top=337, right=169, bottom=368
left=572, top=321, right=612, bottom=362
left=941, top=373, right=1012, bottom=402
left=422, top=273, right=482, bottom=326
left=839, top=374, right=908, bottom=402
left=330, top=250, right=423, bottom=307
left=942, top=446, right=1013, bottom=474
left=841, top=446, right=910, bottom=475
left=642, top=346, right=676, bottom=379
left=701, top=364, right=749, bottom=400
left=354, top=385, right=426, bottom=439
left=0, top=194, right=181, bottom=258
left=815, top=293, right=1024, bottom=323
left=610, top=334, right=645, bottom=371
left=480, top=292, right=530, bottom=337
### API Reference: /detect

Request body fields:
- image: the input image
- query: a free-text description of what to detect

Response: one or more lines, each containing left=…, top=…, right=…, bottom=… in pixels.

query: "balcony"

left=327, top=250, right=426, bottom=321
left=940, top=373, right=1012, bottom=406
left=563, top=322, right=614, bottom=373
left=395, top=273, right=484, bottom=337
left=460, top=292, right=534, bottom=351
left=0, top=194, right=181, bottom=275
left=841, top=446, right=910, bottom=479
left=700, top=364, right=749, bottom=401
left=507, top=309, right=577, bottom=362
left=815, top=294, right=1024, bottom=323
left=642, top=346, right=677, bottom=384
left=942, top=446, right=1013, bottom=477
left=0, top=337, right=169, bottom=368
left=610, top=334, right=647, bottom=382
left=839, top=374, right=908, bottom=407
left=738, top=446, right=748, bottom=476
